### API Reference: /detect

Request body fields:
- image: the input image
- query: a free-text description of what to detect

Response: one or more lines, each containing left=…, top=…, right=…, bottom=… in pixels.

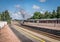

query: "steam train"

left=21, top=19, right=60, bottom=36
left=24, top=18, right=60, bottom=23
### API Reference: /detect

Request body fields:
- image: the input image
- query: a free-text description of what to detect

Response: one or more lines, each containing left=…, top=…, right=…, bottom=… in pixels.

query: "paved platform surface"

left=10, top=26, right=33, bottom=42
left=0, top=25, right=21, bottom=42
left=24, top=22, right=60, bottom=30
left=12, top=24, right=60, bottom=42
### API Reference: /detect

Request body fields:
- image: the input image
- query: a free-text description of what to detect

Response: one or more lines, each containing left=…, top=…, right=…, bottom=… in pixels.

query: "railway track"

left=15, top=24, right=60, bottom=41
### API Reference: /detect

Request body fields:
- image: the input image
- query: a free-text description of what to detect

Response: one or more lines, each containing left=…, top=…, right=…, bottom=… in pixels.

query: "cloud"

left=32, top=5, right=40, bottom=10
left=20, top=10, right=26, bottom=14
left=10, top=12, right=32, bottom=20
left=40, top=9, right=45, bottom=14
left=40, top=11, right=44, bottom=14
left=15, top=4, right=20, bottom=8
left=18, top=12, right=21, bottom=14
left=9, top=10, right=22, bottom=20
left=12, top=12, right=23, bottom=20
left=39, top=0, right=46, bottom=2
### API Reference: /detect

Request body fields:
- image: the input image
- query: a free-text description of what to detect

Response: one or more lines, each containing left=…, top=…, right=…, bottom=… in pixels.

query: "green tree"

left=39, top=13, right=44, bottom=19
left=30, top=6, right=60, bottom=19
left=31, top=12, right=41, bottom=19
left=57, top=6, right=60, bottom=18
left=51, top=10, right=56, bottom=18
left=1, top=10, right=11, bottom=23
left=5, top=10, right=11, bottom=23
left=0, top=13, right=1, bottom=20
left=44, top=11, right=51, bottom=18
left=1, top=12, right=5, bottom=21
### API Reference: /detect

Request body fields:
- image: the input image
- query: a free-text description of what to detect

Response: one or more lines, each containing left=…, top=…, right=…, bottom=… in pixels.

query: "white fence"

left=0, top=21, right=7, bottom=29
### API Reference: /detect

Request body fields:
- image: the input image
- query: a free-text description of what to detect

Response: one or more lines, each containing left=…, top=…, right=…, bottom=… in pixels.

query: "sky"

left=0, top=0, right=60, bottom=20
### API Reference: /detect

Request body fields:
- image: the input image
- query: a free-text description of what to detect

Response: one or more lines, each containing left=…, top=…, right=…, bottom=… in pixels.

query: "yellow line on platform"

left=14, top=25, right=46, bottom=42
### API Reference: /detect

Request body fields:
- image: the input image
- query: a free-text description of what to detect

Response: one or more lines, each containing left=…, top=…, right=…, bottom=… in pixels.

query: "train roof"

left=27, top=18, right=60, bottom=21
